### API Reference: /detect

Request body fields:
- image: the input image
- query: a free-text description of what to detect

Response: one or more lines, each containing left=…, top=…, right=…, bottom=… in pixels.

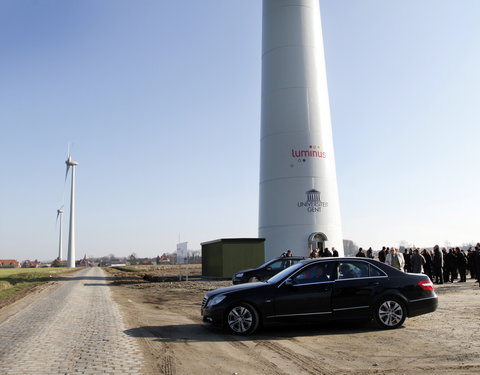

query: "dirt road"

left=106, top=266, right=480, bottom=375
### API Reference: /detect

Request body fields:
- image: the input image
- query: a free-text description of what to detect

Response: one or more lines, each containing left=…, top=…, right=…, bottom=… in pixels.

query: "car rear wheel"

left=225, top=303, right=259, bottom=335
left=374, top=297, right=406, bottom=329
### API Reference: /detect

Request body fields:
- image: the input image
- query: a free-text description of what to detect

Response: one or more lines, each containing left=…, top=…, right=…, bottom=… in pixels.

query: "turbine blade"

left=65, top=164, right=70, bottom=182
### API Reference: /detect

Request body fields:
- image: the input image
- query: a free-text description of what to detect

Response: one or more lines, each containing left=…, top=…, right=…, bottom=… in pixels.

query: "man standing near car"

left=385, top=248, right=405, bottom=271
left=281, top=249, right=293, bottom=267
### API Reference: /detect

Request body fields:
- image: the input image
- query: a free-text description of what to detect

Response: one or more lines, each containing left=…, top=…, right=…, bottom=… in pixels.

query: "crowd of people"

left=300, top=243, right=480, bottom=287
left=367, top=244, right=480, bottom=287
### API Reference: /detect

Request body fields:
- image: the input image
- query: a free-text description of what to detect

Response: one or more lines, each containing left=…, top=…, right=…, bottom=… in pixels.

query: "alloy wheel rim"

left=378, top=300, right=403, bottom=326
left=227, top=306, right=253, bottom=333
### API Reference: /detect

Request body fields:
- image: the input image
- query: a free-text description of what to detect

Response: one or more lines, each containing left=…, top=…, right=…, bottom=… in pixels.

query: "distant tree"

left=128, top=253, right=137, bottom=265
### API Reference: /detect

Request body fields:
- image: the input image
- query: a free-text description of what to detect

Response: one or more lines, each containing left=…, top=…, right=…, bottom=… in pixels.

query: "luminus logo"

left=291, top=145, right=327, bottom=163
left=297, top=189, right=328, bottom=212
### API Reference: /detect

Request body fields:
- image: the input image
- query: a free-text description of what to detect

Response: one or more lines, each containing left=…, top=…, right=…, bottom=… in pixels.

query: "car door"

left=271, top=262, right=335, bottom=322
left=332, top=260, right=386, bottom=318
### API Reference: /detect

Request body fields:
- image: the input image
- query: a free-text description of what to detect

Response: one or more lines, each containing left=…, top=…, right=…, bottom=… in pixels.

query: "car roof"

left=272, top=256, right=305, bottom=260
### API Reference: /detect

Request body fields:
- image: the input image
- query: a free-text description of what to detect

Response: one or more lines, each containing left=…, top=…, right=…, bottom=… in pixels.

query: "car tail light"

left=418, top=280, right=434, bottom=291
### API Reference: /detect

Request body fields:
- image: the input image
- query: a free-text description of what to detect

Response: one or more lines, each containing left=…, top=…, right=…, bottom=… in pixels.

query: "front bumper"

left=201, top=306, right=224, bottom=328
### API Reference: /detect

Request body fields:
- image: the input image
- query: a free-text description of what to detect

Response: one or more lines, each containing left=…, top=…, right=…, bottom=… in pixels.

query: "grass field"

left=0, top=267, right=78, bottom=301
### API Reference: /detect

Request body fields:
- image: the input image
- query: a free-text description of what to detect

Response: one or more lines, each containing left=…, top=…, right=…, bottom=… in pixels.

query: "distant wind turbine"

left=56, top=207, right=64, bottom=260
left=65, top=153, right=79, bottom=268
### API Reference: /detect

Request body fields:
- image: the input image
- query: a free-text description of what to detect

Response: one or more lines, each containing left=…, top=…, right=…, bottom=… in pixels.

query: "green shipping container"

left=201, top=238, right=265, bottom=278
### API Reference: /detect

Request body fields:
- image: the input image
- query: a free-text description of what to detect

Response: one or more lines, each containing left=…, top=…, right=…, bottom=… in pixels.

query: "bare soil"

left=105, top=265, right=480, bottom=375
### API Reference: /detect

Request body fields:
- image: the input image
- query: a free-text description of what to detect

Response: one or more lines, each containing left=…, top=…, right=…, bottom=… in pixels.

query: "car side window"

left=338, top=261, right=369, bottom=279
left=369, top=265, right=385, bottom=277
left=292, top=262, right=333, bottom=284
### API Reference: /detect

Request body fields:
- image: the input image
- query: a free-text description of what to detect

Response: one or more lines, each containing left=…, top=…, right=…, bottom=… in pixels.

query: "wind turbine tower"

left=56, top=207, right=64, bottom=260
left=65, top=155, right=79, bottom=268
left=259, top=0, right=344, bottom=259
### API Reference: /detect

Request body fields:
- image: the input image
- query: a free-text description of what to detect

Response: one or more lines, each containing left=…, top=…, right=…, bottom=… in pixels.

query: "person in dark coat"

left=422, top=249, right=433, bottom=280
left=332, top=247, right=339, bottom=257
left=403, top=249, right=412, bottom=273
left=366, top=247, right=374, bottom=259
left=433, top=245, right=444, bottom=284
left=445, top=248, right=456, bottom=283
left=410, top=249, right=426, bottom=273
left=467, top=248, right=476, bottom=279
left=442, top=248, right=450, bottom=282
left=475, top=243, right=480, bottom=287
left=457, top=249, right=467, bottom=282
left=355, top=248, right=366, bottom=257
left=378, top=247, right=386, bottom=263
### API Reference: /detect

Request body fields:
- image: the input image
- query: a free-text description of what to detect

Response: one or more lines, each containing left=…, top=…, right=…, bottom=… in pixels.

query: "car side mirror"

left=284, top=278, right=293, bottom=286
left=266, top=267, right=272, bottom=271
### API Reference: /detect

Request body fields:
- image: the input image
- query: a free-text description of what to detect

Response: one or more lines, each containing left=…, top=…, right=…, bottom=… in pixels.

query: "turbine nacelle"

left=65, top=155, right=79, bottom=166
left=65, top=155, right=79, bottom=181
left=56, top=206, right=64, bottom=223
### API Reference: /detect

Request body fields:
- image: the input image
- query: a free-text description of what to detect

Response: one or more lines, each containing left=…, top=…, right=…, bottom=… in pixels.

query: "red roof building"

left=0, top=259, right=21, bottom=268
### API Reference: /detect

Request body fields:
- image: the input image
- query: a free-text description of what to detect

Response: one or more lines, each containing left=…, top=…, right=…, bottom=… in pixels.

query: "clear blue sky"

left=1, top=0, right=479, bottom=261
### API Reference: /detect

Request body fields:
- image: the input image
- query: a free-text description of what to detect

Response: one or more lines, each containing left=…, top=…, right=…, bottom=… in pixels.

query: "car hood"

left=205, top=281, right=266, bottom=297
left=234, top=267, right=257, bottom=275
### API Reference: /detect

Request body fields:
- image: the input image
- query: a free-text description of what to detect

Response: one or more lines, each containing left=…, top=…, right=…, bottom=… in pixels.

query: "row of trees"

left=88, top=251, right=202, bottom=266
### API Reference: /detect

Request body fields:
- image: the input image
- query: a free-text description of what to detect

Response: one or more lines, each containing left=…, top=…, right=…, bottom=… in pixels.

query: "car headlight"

left=207, top=295, right=226, bottom=307
left=235, top=272, right=244, bottom=278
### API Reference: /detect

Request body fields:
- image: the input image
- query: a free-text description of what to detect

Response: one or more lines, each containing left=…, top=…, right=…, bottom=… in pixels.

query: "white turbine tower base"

left=259, top=0, right=344, bottom=259
left=65, top=155, right=78, bottom=268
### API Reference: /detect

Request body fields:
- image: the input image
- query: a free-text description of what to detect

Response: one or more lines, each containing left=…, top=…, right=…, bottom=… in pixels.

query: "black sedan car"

left=232, top=256, right=305, bottom=284
left=202, top=257, right=438, bottom=335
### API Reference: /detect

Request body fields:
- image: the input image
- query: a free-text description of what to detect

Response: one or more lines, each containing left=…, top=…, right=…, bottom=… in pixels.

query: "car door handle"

left=369, top=281, right=380, bottom=286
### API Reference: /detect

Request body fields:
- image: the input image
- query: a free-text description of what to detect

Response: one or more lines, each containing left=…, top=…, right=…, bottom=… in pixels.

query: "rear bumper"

left=407, top=295, right=438, bottom=317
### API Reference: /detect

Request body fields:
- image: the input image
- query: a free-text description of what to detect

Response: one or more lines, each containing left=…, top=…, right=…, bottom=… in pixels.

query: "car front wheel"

left=225, top=303, right=259, bottom=335
left=374, top=297, right=406, bottom=329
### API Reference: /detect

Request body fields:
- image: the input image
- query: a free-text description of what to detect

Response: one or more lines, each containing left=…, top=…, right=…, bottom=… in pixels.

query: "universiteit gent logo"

left=297, top=189, right=328, bottom=213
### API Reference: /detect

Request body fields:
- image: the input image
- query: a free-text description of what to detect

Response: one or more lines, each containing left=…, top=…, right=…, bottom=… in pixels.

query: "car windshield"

left=266, top=262, right=305, bottom=283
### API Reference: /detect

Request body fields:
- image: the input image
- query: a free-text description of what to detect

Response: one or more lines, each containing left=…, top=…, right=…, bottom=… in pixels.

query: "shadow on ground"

left=124, top=320, right=382, bottom=343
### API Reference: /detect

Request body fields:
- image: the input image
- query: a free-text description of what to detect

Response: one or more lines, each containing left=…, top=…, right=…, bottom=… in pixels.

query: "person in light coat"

left=385, top=248, right=405, bottom=271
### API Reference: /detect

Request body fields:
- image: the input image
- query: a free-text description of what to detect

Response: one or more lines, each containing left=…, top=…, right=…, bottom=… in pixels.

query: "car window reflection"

left=292, top=262, right=333, bottom=284
left=338, top=261, right=369, bottom=279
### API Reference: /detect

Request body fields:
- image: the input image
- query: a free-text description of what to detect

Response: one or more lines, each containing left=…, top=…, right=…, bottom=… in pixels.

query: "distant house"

left=51, top=259, right=67, bottom=267
left=77, top=255, right=90, bottom=267
left=21, top=260, right=39, bottom=268
left=0, top=260, right=20, bottom=268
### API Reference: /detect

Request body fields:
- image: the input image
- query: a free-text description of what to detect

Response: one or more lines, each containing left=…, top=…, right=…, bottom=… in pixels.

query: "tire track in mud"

left=225, top=338, right=285, bottom=375
left=254, top=340, right=337, bottom=375
left=144, top=326, right=178, bottom=375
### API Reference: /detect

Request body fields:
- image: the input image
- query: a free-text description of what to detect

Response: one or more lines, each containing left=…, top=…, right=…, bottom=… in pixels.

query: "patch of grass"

left=0, top=268, right=78, bottom=301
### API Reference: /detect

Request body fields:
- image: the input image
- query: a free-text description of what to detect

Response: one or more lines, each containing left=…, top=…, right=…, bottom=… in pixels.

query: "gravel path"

left=0, top=267, right=146, bottom=375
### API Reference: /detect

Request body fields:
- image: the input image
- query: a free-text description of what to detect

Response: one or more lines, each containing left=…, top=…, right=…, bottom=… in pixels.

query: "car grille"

left=201, top=296, right=208, bottom=309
